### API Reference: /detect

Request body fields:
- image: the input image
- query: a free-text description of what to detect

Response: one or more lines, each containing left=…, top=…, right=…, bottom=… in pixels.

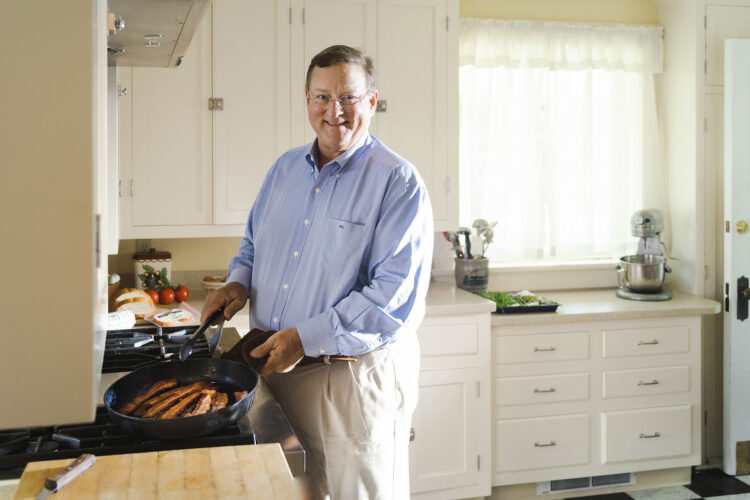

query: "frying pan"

left=103, top=358, right=258, bottom=440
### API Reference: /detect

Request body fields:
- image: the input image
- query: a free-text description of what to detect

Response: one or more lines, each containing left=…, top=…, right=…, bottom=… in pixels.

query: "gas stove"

left=103, top=324, right=212, bottom=373
left=0, top=407, right=255, bottom=480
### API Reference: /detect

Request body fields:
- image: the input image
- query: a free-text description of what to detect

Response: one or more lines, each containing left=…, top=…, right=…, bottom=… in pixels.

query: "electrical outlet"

left=135, top=239, right=152, bottom=253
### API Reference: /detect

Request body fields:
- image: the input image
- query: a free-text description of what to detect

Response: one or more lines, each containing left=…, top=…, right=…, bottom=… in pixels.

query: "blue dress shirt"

left=227, top=134, right=434, bottom=357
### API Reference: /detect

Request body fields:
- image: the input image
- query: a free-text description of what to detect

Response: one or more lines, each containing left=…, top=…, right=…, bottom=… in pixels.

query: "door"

left=723, top=38, right=750, bottom=476
left=212, top=0, right=291, bottom=224
left=409, top=367, right=480, bottom=494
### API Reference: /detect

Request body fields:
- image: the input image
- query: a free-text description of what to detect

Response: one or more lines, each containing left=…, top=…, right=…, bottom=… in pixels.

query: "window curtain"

left=459, top=18, right=667, bottom=261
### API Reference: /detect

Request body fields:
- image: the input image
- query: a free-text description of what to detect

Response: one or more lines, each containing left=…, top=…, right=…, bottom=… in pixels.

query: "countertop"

left=489, top=287, right=721, bottom=326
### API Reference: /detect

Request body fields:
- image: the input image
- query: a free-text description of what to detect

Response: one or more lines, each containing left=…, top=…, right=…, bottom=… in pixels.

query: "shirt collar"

left=304, top=134, right=372, bottom=173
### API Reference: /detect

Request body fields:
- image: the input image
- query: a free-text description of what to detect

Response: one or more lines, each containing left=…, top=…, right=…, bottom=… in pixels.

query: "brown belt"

left=298, top=354, right=357, bottom=366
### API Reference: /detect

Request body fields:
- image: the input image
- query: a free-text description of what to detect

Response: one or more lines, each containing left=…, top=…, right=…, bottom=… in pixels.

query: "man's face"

left=306, top=62, right=378, bottom=162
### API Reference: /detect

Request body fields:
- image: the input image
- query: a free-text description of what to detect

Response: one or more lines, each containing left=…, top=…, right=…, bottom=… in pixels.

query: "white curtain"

left=459, top=18, right=667, bottom=261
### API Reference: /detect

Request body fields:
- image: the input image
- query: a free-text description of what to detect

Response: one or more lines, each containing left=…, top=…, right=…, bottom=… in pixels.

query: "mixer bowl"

left=617, top=254, right=669, bottom=292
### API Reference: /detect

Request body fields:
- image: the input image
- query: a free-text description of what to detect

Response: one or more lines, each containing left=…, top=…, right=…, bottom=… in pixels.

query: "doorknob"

left=738, top=276, right=749, bottom=321
left=737, top=220, right=749, bottom=234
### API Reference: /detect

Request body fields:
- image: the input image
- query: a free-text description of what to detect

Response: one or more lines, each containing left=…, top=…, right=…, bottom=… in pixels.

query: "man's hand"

left=250, top=328, right=305, bottom=376
left=200, top=282, right=248, bottom=324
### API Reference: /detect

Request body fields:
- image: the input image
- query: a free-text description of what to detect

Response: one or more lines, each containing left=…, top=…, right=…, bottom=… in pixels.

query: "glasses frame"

left=307, top=91, right=372, bottom=108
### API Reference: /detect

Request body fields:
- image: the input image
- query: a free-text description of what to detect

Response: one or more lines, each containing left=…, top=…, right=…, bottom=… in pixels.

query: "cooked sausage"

left=211, top=392, right=228, bottom=411
left=143, top=381, right=209, bottom=418
left=119, top=378, right=178, bottom=415
left=160, top=391, right=203, bottom=419
left=186, top=389, right=216, bottom=417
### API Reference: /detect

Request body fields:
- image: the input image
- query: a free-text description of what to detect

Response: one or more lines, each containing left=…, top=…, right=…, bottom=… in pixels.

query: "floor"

left=571, top=469, right=750, bottom=499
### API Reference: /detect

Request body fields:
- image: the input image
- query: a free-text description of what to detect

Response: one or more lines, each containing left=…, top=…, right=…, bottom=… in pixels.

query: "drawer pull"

left=639, top=432, right=661, bottom=439
left=534, top=388, right=556, bottom=393
left=638, top=379, right=659, bottom=386
left=534, top=346, right=556, bottom=352
left=534, top=441, right=556, bottom=447
left=638, top=339, right=659, bottom=346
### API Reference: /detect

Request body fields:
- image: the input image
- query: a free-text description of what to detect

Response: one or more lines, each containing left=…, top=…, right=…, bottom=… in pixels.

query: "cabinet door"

left=410, top=367, right=480, bottom=494
left=376, top=0, right=458, bottom=231
left=294, top=0, right=377, bottom=145
left=129, top=12, right=212, bottom=226
left=706, top=5, right=750, bottom=89
left=212, top=0, right=292, bottom=225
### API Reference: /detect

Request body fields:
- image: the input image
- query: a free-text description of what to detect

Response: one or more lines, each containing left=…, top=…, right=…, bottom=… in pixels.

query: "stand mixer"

left=616, top=209, right=672, bottom=301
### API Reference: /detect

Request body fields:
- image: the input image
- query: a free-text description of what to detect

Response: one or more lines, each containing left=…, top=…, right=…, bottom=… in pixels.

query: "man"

left=202, top=44, right=433, bottom=499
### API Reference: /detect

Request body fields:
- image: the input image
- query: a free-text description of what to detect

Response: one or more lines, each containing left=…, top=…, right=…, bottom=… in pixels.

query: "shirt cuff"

left=226, top=268, right=251, bottom=290
left=295, top=312, right=339, bottom=357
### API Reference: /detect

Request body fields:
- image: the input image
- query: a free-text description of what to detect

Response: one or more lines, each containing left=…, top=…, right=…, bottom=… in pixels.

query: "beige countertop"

left=489, top=287, right=721, bottom=326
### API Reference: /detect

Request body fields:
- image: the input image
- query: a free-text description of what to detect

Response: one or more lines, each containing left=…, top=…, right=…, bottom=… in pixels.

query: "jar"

left=133, top=249, right=172, bottom=290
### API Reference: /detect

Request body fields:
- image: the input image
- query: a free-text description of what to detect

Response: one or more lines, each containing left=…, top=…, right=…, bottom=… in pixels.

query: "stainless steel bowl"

left=617, top=254, right=670, bottom=292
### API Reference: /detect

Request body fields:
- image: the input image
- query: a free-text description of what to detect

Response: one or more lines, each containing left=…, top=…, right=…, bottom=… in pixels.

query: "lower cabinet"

left=493, top=316, right=702, bottom=487
left=410, top=312, right=492, bottom=500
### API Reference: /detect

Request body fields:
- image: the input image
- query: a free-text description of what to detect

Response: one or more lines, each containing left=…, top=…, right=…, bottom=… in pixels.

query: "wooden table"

left=12, top=444, right=296, bottom=499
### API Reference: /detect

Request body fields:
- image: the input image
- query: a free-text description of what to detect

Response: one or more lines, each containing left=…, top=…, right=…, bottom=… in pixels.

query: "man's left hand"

left=249, top=328, right=305, bottom=375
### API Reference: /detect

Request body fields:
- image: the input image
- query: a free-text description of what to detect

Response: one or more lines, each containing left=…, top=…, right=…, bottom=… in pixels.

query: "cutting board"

left=12, top=444, right=296, bottom=499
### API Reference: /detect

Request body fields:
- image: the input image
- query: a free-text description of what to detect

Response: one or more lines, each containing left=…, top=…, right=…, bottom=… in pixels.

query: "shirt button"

left=273, top=317, right=278, bottom=323
left=283, top=283, right=288, bottom=290
left=335, top=173, right=341, bottom=178
left=293, top=251, right=299, bottom=257
left=319, top=348, right=325, bottom=354
left=314, top=187, right=321, bottom=194
left=304, top=219, right=309, bottom=225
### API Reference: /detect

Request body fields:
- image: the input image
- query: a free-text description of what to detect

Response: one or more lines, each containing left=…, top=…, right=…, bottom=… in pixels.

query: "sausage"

left=143, top=381, right=209, bottom=418
left=211, top=392, right=228, bottom=411
left=133, top=385, right=187, bottom=417
left=160, top=391, right=203, bottom=419
left=186, top=389, right=216, bottom=417
left=119, top=378, right=178, bottom=415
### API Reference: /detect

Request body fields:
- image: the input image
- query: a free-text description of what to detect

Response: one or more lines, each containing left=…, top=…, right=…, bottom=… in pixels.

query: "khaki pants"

left=264, top=332, right=420, bottom=500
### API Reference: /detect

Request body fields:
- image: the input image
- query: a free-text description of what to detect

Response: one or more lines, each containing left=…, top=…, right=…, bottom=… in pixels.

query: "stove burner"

left=0, top=407, right=255, bottom=480
left=103, top=325, right=211, bottom=373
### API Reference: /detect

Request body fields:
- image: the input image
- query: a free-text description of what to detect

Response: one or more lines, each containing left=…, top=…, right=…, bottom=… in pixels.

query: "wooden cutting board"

left=12, top=444, right=296, bottom=499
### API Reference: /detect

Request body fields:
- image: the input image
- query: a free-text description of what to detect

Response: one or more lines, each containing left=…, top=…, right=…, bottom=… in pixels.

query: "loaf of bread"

left=113, top=288, right=156, bottom=319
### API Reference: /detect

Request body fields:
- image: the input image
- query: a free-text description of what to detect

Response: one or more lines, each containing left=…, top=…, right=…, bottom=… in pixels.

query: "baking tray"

left=494, top=303, right=559, bottom=314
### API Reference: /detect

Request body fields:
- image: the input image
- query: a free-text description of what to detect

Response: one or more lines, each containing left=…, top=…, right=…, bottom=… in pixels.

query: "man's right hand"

left=201, top=281, right=248, bottom=324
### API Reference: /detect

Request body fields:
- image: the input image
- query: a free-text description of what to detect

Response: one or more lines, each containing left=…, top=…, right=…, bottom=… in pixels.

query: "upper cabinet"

left=118, top=0, right=458, bottom=238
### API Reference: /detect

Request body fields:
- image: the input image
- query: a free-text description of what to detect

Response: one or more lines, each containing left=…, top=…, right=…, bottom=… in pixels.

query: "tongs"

left=178, top=307, right=224, bottom=362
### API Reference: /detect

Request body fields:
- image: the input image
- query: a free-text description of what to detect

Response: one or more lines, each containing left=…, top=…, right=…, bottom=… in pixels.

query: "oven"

left=0, top=325, right=305, bottom=481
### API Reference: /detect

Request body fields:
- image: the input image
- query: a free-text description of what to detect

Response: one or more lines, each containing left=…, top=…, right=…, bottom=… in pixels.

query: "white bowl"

left=202, top=279, right=226, bottom=292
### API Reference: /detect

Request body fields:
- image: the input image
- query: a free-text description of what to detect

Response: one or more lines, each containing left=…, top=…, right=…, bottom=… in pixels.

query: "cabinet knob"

left=639, top=432, right=661, bottom=439
left=534, top=441, right=556, bottom=447
left=409, top=427, right=415, bottom=442
left=637, top=339, right=659, bottom=346
left=637, top=379, right=659, bottom=386
left=376, top=100, right=387, bottom=112
left=533, top=388, right=556, bottom=393
left=533, top=346, right=556, bottom=352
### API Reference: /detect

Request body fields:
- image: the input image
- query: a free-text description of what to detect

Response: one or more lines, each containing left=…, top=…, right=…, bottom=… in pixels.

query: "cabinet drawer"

left=602, top=366, right=690, bottom=399
left=495, top=332, right=589, bottom=364
left=496, top=414, right=589, bottom=472
left=602, top=325, right=690, bottom=358
left=497, top=373, right=589, bottom=406
left=602, top=405, right=692, bottom=463
left=418, top=323, right=478, bottom=357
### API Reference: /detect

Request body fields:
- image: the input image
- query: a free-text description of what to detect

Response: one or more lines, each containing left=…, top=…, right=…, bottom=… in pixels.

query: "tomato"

left=159, top=288, right=175, bottom=305
left=145, top=289, right=160, bottom=304
left=175, top=285, right=189, bottom=302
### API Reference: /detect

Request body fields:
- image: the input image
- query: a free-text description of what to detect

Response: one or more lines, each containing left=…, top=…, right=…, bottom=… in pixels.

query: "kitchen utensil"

left=15, top=445, right=293, bottom=499
left=444, top=231, right=464, bottom=258
left=103, top=358, right=258, bottom=440
left=179, top=307, right=224, bottom=362
left=35, top=454, right=95, bottom=500
left=208, top=319, right=225, bottom=354
left=617, top=254, right=671, bottom=292
left=458, top=228, right=473, bottom=259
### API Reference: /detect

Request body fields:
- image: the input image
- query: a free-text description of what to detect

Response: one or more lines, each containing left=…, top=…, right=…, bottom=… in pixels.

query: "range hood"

left=107, top=0, right=210, bottom=67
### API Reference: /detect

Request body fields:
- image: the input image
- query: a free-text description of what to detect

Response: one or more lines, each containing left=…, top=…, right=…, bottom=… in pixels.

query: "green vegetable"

left=137, top=265, right=171, bottom=291
left=480, top=291, right=558, bottom=308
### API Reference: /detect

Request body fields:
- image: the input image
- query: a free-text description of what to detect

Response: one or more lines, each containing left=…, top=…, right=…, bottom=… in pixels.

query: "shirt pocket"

left=323, top=217, right=367, bottom=275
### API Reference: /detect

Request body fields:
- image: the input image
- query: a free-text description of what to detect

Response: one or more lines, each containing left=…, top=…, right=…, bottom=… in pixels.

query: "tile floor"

left=570, top=469, right=750, bottom=499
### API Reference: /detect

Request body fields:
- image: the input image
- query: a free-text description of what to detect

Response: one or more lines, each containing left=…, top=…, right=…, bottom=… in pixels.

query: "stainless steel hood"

left=107, top=0, right=210, bottom=67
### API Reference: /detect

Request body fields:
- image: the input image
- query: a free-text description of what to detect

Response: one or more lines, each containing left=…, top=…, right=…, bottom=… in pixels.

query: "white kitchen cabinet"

left=492, top=316, right=702, bottom=488
left=118, top=0, right=458, bottom=238
left=410, top=310, right=492, bottom=500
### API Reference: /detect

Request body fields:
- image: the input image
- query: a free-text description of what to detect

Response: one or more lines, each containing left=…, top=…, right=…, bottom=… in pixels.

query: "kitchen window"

left=458, top=19, right=666, bottom=264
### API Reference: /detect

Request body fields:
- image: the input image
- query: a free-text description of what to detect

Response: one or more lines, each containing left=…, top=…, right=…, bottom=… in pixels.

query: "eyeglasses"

left=307, top=92, right=370, bottom=108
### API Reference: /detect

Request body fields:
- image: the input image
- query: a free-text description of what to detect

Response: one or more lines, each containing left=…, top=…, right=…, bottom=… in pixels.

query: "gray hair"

left=305, top=45, right=377, bottom=92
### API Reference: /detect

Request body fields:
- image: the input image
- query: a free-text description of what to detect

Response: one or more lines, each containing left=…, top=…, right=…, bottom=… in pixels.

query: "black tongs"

left=178, top=307, right=224, bottom=362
